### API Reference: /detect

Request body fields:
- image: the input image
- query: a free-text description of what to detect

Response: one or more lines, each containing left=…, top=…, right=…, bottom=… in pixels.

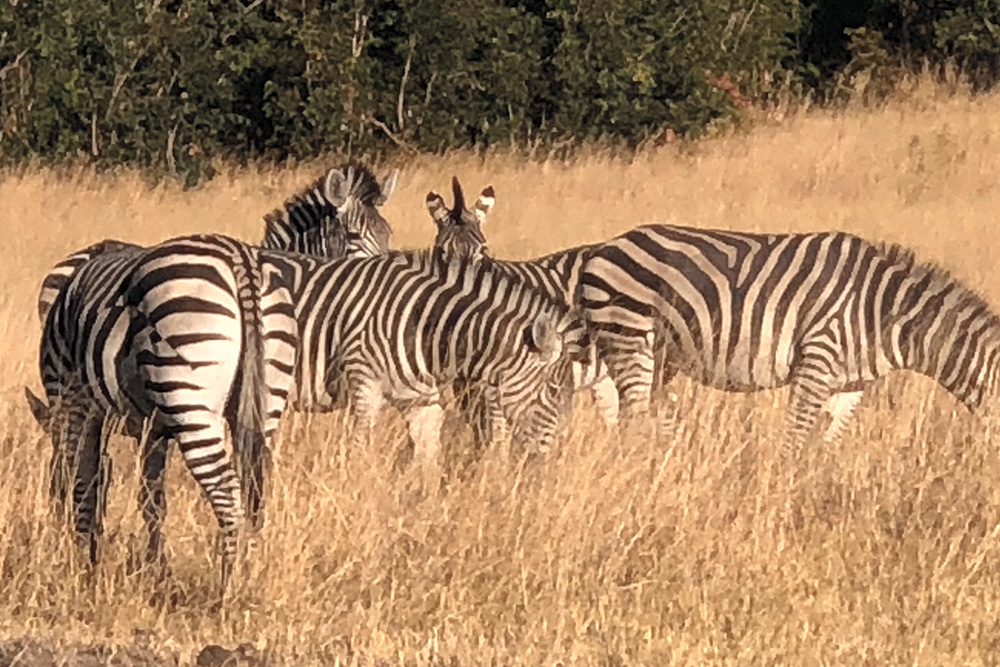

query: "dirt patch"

left=0, top=639, right=267, bottom=667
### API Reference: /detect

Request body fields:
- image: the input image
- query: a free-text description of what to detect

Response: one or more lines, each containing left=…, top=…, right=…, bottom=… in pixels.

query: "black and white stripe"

left=25, top=163, right=400, bottom=587
left=578, top=224, right=1000, bottom=454
left=424, top=177, right=618, bottom=447
left=25, top=235, right=294, bottom=589
left=34, top=163, right=399, bottom=327
left=263, top=246, right=590, bottom=476
left=262, top=162, right=398, bottom=258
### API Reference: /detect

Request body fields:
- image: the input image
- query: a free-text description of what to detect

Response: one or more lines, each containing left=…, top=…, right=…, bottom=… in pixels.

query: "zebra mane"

left=876, top=241, right=992, bottom=307
left=877, top=240, right=1000, bottom=342
left=332, top=161, right=386, bottom=206
left=263, top=162, right=386, bottom=227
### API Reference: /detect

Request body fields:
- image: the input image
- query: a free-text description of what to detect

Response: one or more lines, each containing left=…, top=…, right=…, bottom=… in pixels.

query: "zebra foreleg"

left=345, top=371, right=385, bottom=465
left=822, top=390, right=864, bottom=444
left=403, top=402, right=446, bottom=492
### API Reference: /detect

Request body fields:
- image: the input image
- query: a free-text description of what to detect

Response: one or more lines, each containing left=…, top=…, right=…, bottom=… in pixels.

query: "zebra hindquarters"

left=126, top=274, right=249, bottom=593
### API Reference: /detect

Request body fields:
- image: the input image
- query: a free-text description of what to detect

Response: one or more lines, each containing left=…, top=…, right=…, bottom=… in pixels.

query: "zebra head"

left=262, top=162, right=399, bottom=259
left=24, top=387, right=78, bottom=514
left=503, top=307, right=595, bottom=452
left=426, top=176, right=494, bottom=261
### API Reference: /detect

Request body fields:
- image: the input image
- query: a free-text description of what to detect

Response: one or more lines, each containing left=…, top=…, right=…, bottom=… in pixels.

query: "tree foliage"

left=1, top=0, right=997, bottom=184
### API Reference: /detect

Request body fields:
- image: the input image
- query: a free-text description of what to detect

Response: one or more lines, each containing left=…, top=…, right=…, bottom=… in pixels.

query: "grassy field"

left=4, top=83, right=1000, bottom=665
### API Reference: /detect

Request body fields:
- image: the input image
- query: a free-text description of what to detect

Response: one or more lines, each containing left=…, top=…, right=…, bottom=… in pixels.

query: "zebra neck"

left=892, top=288, right=1000, bottom=411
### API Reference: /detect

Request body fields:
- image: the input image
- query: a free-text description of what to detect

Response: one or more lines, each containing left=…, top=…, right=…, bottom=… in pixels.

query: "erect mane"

left=263, top=162, right=386, bottom=226
left=336, top=161, right=385, bottom=206
left=876, top=240, right=1000, bottom=332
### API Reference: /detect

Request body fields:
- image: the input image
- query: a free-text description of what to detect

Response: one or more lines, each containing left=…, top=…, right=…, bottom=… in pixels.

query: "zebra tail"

left=234, top=262, right=270, bottom=531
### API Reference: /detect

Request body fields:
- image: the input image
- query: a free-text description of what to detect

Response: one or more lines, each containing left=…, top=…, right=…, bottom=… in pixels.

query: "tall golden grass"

left=4, top=82, right=1000, bottom=665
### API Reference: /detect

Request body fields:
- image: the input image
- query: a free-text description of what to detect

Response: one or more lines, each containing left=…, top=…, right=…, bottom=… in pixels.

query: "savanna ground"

left=4, top=80, right=1000, bottom=665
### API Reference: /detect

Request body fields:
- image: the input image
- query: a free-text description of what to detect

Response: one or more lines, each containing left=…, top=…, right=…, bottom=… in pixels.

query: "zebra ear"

left=323, top=169, right=350, bottom=208
left=426, top=191, right=451, bottom=226
left=377, top=168, right=400, bottom=206
left=24, top=387, right=50, bottom=429
left=473, top=186, right=495, bottom=225
left=527, top=312, right=563, bottom=362
left=451, top=176, right=466, bottom=213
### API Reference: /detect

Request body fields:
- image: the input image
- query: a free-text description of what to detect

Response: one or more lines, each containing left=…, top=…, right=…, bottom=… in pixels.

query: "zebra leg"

left=71, top=411, right=107, bottom=565
left=484, top=385, right=510, bottom=448
left=589, top=376, right=620, bottom=427
left=822, top=390, right=864, bottom=444
left=138, top=431, right=170, bottom=571
left=784, top=348, right=841, bottom=467
left=156, top=415, right=244, bottom=592
left=345, top=371, right=385, bottom=459
left=403, top=402, right=446, bottom=490
left=599, top=335, right=657, bottom=435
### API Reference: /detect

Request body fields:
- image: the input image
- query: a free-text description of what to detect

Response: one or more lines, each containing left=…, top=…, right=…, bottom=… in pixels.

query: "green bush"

left=0, top=1, right=795, bottom=184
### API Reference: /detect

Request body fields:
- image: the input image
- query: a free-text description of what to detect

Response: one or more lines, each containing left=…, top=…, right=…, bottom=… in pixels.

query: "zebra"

left=424, top=176, right=619, bottom=447
left=25, top=235, right=294, bottom=591
left=260, top=244, right=593, bottom=481
left=577, top=224, right=1000, bottom=458
left=261, top=162, right=397, bottom=258
left=25, top=164, right=399, bottom=585
left=34, top=162, right=399, bottom=325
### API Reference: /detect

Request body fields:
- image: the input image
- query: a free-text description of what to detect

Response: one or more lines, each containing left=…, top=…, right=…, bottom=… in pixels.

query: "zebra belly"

left=668, top=332, right=795, bottom=392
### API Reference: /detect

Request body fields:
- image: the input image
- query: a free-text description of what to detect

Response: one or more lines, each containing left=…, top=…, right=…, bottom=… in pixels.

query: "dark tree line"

left=1, top=0, right=998, bottom=186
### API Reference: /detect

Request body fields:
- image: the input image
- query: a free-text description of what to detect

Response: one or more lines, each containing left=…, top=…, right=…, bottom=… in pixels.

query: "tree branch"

left=397, top=34, right=416, bottom=132
left=0, top=49, right=28, bottom=81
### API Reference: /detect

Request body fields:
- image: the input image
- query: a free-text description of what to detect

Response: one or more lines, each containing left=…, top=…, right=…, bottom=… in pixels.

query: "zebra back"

left=262, top=162, right=399, bottom=259
left=36, top=239, right=143, bottom=324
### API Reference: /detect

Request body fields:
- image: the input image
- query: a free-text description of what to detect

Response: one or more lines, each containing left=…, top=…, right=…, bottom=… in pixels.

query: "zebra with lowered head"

left=577, top=224, right=1000, bottom=460
left=259, top=244, right=593, bottom=484
left=424, top=176, right=619, bottom=448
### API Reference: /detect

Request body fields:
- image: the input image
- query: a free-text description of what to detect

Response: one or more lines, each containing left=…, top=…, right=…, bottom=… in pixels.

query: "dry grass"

left=4, top=82, right=1000, bottom=665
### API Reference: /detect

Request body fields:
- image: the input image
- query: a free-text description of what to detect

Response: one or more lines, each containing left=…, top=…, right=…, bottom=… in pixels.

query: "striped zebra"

left=262, top=163, right=397, bottom=258
left=34, top=162, right=399, bottom=326
left=25, top=235, right=294, bottom=590
left=25, top=164, right=398, bottom=585
left=577, top=224, right=1000, bottom=456
left=425, top=177, right=619, bottom=447
left=261, top=245, right=592, bottom=480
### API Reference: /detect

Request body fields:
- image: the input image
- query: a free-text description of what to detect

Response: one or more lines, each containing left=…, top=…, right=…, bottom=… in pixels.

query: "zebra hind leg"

left=783, top=352, right=840, bottom=493
left=71, top=412, right=107, bottom=566
left=136, top=430, right=171, bottom=577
